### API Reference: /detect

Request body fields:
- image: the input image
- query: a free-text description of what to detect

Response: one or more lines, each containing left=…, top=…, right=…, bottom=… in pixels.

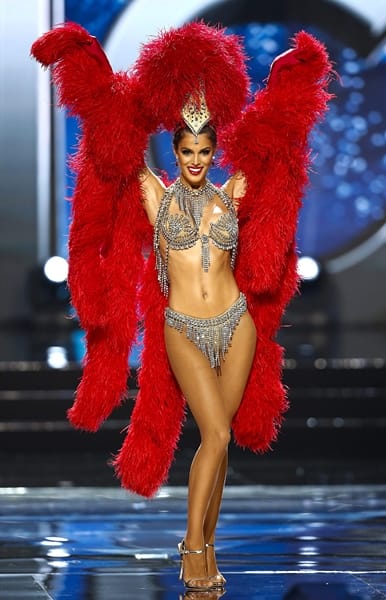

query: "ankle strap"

left=181, top=547, right=204, bottom=555
left=178, top=540, right=205, bottom=555
left=205, top=543, right=215, bottom=548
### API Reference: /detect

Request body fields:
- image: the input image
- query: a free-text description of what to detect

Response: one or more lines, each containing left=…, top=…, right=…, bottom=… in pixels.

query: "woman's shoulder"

left=222, top=172, right=246, bottom=209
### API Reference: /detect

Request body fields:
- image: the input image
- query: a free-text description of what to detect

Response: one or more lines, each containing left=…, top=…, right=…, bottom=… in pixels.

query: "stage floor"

left=1, top=485, right=386, bottom=599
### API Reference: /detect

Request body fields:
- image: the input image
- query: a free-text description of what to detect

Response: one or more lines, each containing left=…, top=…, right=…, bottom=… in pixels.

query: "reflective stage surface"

left=1, top=485, right=386, bottom=599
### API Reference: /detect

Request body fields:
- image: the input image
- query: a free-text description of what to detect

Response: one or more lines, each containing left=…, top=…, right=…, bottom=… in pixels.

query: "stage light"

left=46, top=346, right=68, bottom=369
left=297, top=256, right=321, bottom=281
left=43, top=256, right=68, bottom=283
left=28, top=259, right=70, bottom=321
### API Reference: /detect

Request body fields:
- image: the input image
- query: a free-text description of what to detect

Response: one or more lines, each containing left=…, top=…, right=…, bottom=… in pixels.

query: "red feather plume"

left=135, top=21, right=250, bottom=132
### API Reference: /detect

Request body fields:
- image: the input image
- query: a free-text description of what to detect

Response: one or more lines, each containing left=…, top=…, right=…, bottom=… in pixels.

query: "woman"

left=31, top=21, right=332, bottom=590
left=140, top=122, right=255, bottom=589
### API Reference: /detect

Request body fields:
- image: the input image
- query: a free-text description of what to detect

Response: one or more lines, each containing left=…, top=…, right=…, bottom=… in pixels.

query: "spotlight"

left=43, top=256, right=68, bottom=283
left=297, top=256, right=321, bottom=281
left=28, top=258, right=70, bottom=318
left=46, top=346, right=69, bottom=369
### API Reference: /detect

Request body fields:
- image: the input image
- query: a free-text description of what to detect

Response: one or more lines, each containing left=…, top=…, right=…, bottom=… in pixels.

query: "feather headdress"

left=134, top=21, right=250, bottom=133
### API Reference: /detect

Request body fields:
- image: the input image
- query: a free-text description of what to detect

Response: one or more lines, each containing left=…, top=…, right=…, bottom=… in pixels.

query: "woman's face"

left=174, top=131, right=216, bottom=188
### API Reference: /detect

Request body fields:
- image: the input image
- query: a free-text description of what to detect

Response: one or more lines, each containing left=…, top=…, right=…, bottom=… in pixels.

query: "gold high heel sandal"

left=178, top=540, right=215, bottom=591
left=206, top=543, right=227, bottom=588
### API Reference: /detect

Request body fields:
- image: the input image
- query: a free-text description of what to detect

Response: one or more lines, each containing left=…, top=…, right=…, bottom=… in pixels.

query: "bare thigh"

left=217, top=310, right=257, bottom=422
left=163, top=310, right=256, bottom=431
left=164, top=323, right=229, bottom=434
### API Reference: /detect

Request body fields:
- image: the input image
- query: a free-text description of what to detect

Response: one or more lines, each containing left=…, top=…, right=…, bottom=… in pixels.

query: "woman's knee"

left=201, top=427, right=231, bottom=454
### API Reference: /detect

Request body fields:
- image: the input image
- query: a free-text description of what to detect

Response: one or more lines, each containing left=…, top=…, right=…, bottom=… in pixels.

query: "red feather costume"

left=31, top=22, right=332, bottom=497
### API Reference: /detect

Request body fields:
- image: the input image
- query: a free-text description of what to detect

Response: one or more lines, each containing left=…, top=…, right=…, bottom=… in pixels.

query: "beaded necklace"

left=173, top=178, right=217, bottom=228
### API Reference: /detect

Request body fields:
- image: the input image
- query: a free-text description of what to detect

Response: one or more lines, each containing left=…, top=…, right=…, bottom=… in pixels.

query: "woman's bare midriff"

left=166, top=243, right=240, bottom=317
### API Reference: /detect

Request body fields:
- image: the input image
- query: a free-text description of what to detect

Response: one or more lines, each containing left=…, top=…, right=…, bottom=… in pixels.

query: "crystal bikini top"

left=153, top=179, right=238, bottom=296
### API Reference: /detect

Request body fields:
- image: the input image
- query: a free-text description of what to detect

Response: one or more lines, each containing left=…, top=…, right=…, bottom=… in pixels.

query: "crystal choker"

left=173, top=178, right=217, bottom=228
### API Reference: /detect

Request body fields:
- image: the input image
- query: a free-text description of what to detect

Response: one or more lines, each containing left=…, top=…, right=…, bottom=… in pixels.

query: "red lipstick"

left=188, top=166, right=203, bottom=176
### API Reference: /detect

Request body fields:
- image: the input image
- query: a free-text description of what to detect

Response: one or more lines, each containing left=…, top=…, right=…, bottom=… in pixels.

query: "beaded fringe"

left=165, top=293, right=247, bottom=371
left=174, top=178, right=216, bottom=228
left=154, top=181, right=238, bottom=296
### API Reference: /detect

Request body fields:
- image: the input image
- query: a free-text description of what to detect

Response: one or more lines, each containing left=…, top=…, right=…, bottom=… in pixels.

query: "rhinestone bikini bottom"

left=165, top=292, right=247, bottom=371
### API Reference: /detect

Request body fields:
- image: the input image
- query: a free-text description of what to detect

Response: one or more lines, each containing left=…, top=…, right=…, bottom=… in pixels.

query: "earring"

left=212, top=155, right=216, bottom=166
left=175, top=160, right=178, bottom=166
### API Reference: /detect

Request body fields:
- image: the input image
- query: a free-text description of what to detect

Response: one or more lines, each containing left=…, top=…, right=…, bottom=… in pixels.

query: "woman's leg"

left=204, top=310, right=257, bottom=577
left=203, top=449, right=228, bottom=578
left=203, top=450, right=228, bottom=543
left=164, top=324, right=230, bottom=584
left=164, top=309, right=256, bottom=583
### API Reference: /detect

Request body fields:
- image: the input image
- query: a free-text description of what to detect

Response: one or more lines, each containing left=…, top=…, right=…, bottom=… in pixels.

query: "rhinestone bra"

left=154, top=180, right=238, bottom=296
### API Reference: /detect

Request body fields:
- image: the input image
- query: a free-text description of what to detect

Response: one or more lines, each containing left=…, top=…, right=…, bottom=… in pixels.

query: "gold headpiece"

left=181, top=91, right=211, bottom=143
